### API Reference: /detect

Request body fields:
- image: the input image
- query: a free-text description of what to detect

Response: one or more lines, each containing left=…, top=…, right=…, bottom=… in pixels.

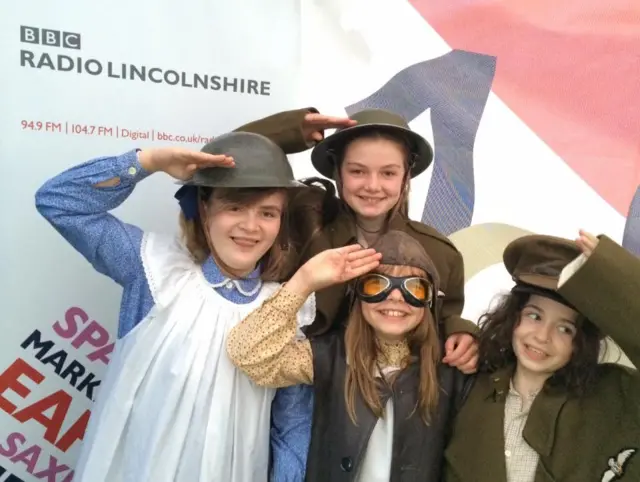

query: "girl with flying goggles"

left=236, top=108, right=479, bottom=480
left=227, top=230, right=471, bottom=482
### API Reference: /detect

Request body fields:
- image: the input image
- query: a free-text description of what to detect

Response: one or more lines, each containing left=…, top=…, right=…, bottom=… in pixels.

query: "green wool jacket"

left=444, top=235, right=640, bottom=482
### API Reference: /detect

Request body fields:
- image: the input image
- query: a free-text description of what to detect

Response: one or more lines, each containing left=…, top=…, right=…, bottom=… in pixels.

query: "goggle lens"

left=356, top=274, right=432, bottom=307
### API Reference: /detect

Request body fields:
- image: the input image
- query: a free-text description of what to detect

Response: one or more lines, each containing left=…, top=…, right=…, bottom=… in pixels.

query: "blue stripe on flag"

left=622, top=186, right=640, bottom=255
left=346, top=49, right=496, bottom=234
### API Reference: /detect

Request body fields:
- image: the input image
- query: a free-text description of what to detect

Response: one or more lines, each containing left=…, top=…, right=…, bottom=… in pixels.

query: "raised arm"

left=441, top=251, right=478, bottom=336
left=35, top=148, right=233, bottom=286
left=440, top=250, right=480, bottom=374
left=226, top=286, right=315, bottom=387
left=35, top=150, right=150, bottom=286
left=233, top=108, right=356, bottom=154
left=559, top=232, right=640, bottom=369
left=227, top=244, right=381, bottom=386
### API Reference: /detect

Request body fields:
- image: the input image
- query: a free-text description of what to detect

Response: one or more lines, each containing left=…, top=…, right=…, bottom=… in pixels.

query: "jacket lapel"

left=481, top=368, right=512, bottom=482
left=327, top=211, right=358, bottom=248
left=523, top=388, right=569, bottom=457
left=446, top=368, right=511, bottom=482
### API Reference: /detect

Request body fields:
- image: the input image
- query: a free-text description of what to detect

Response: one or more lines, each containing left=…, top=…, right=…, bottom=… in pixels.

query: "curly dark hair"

left=477, top=287, right=604, bottom=397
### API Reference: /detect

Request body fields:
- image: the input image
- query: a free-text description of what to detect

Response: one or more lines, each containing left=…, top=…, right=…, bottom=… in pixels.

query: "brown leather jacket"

left=307, top=331, right=471, bottom=481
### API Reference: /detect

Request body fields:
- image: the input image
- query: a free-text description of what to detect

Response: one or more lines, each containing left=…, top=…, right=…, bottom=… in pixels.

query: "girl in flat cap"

left=443, top=231, right=640, bottom=482
left=227, top=230, right=471, bottom=482
left=35, top=133, right=316, bottom=482
left=235, top=108, right=479, bottom=481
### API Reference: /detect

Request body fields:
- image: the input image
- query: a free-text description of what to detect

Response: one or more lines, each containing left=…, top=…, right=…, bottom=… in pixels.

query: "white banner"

left=3, top=0, right=638, bottom=479
left=0, top=1, right=300, bottom=479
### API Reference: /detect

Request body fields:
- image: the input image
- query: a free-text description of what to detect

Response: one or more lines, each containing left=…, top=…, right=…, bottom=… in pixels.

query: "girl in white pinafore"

left=35, top=132, right=315, bottom=482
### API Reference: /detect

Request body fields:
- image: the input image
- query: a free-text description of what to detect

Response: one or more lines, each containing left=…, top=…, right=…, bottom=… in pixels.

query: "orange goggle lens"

left=356, top=274, right=432, bottom=307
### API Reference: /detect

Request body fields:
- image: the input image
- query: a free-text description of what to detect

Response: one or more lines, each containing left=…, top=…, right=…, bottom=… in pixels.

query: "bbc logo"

left=20, top=26, right=81, bottom=50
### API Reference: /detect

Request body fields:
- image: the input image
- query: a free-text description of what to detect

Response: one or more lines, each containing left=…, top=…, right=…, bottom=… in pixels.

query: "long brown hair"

left=178, top=186, right=295, bottom=281
left=287, top=177, right=341, bottom=259
left=331, top=129, right=414, bottom=226
left=477, top=288, right=604, bottom=396
left=344, top=264, right=441, bottom=425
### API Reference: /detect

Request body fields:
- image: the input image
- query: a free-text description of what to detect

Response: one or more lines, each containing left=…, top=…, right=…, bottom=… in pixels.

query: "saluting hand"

left=575, top=229, right=599, bottom=257
left=302, top=113, right=357, bottom=143
left=138, top=147, right=235, bottom=181
left=286, top=245, right=382, bottom=297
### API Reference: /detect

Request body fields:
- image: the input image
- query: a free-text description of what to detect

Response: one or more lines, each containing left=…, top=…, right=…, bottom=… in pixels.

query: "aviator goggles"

left=355, top=274, right=433, bottom=308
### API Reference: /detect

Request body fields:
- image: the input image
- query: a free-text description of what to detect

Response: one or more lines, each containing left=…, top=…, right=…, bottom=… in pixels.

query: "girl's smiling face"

left=206, top=190, right=286, bottom=277
left=339, top=137, right=407, bottom=222
left=512, top=294, right=578, bottom=378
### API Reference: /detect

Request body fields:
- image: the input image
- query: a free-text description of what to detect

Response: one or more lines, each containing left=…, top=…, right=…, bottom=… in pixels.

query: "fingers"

left=450, top=342, right=479, bottom=368
left=443, top=335, right=457, bottom=356
left=339, top=246, right=382, bottom=269
left=457, top=355, right=479, bottom=374
left=579, top=229, right=597, bottom=241
left=332, top=245, right=381, bottom=281
left=304, top=113, right=357, bottom=128
left=347, top=253, right=382, bottom=270
left=337, top=244, right=368, bottom=255
left=576, top=229, right=599, bottom=256
left=575, top=238, right=590, bottom=256
left=302, top=113, right=357, bottom=145
left=578, top=229, right=598, bottom=246
left=344, top=260, right=381, bottom=280
left=346, top=247, right=380, bottom=261
left=442, top=334, right=476, bottom=365
left=190, top=151, right=235, bottom=168
left=583, top=235, right=598, bottom=250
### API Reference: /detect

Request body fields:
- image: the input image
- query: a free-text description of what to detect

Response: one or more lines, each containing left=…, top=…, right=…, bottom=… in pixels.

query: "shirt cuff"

left=558, top=253, right=588, bottom=288
left=115, top=149, right=152, bottom=186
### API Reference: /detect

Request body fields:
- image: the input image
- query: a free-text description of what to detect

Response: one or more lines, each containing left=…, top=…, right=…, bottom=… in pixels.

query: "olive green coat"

left=444, top=236, right=640, bottom=482
left=234, top=108, right=477, bottom=338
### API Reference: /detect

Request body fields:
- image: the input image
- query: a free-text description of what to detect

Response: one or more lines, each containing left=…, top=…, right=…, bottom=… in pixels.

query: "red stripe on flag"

left=410, top=0, right=640, bottom=214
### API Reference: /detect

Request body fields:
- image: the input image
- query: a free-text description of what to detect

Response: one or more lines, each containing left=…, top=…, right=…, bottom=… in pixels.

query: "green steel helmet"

left=175, top=131, right=302, bottom=220
left=311, top=108, right=433, bottom=180
left=181, top=131, right=301, bottom=189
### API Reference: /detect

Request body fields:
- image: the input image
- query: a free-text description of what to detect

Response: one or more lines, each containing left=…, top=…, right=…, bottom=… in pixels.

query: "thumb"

left=443, top=336, right=456, bottom=358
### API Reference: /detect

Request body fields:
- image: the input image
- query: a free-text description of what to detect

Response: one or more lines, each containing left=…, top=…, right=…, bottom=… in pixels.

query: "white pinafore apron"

left=73, top=233, right=315, bottom=482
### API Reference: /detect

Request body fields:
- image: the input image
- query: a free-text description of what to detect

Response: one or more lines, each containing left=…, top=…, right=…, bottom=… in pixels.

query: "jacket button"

left=340, top=457, right=353, bottom=472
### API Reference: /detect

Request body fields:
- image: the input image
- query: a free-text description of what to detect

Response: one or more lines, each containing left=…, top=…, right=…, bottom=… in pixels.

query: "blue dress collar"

left=201, top=256, right=262, bottom=296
